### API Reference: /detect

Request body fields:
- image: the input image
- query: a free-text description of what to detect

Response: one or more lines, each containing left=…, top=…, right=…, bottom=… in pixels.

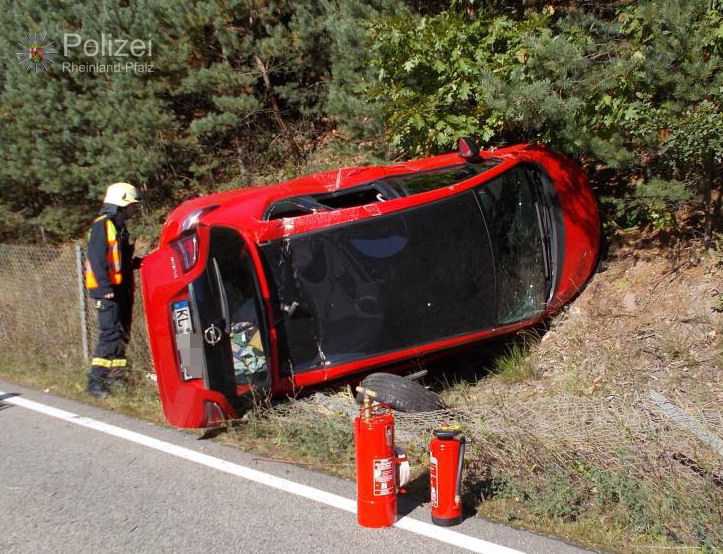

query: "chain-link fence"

left=0, top=242, right=152, bottom=374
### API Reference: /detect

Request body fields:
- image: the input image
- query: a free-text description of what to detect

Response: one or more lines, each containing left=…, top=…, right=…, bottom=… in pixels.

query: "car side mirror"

left=457, top=137, right=481, bottom=162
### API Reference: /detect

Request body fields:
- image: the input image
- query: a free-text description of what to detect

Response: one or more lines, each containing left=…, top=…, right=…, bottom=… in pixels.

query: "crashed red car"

left=140, top=142, right=600, bottom=428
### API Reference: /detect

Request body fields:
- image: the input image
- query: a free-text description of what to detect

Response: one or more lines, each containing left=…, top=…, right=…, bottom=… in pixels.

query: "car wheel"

left=355, top=372, right=444, bottom=412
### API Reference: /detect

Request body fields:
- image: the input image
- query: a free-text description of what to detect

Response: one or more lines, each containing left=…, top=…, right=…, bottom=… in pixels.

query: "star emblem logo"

left=16, top=32, right=57, bottom=72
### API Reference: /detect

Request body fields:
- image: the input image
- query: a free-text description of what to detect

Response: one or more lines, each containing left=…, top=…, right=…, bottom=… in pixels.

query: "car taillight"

left=173, top=233, right=199, bottom=272
left=203, top=401, right=225, bottom=428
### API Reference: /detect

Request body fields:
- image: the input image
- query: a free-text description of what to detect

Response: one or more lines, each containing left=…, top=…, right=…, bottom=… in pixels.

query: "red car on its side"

left=140, top=141, right=600, bottom=428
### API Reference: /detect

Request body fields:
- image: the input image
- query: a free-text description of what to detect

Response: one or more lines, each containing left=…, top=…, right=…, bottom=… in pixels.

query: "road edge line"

left=1, top=390, right=524, bottom=554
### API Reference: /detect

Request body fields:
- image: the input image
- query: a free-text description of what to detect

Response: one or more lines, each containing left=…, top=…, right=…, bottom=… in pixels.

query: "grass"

left=0, top=355, right=164, bottom=424
left=493, top=341, right=540, bottom=384
left=476, top=498, right=676, bottom=554
left=475, top=468, right=723, bottom=553
left=229, top=404, right=357, bottom=478
left=453, top=246, right=723, bottom=551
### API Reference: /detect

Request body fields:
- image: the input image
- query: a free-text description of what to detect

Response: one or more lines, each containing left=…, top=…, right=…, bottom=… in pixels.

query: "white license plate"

left=173, top=301, right=192, bottom=334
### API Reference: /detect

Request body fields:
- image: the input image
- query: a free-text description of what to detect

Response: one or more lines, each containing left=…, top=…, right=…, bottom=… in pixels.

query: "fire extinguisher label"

left=429, top=455, right=439, bottom=508
left=372, top=457, right=395, bottom=496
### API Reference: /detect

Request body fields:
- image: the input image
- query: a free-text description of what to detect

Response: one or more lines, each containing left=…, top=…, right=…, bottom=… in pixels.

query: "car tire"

left=355, top=372, right=444, bottom=412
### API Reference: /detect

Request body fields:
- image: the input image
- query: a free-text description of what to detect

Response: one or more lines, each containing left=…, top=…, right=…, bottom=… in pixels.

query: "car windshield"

left=476, top=167, right=547, bottom=324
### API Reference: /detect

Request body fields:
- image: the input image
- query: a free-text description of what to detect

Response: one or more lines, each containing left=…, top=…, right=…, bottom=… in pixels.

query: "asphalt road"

left=0, top=380, right=591, bottom=554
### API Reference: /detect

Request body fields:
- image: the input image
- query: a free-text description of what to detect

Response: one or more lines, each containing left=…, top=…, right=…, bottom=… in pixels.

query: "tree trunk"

left=703, top=153, right=714, bottom=249
left=254, top=55, right=303, bottom=160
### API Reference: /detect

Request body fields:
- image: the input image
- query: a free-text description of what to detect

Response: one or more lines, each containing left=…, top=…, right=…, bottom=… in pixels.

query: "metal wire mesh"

left=263, top=386, right=723, bottom=544
left=0, top=242, right=152, bottom=374
left=268, top=389, right=723, bottom=484
left=392, top=392, right=723, bottom=482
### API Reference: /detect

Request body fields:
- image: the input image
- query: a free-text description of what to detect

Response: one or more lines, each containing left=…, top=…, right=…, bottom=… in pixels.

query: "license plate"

left=172, top=301, right=192, bottom=334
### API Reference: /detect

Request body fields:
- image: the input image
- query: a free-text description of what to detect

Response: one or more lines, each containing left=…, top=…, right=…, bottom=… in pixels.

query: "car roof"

left=159, top=145, right=533, bottom=246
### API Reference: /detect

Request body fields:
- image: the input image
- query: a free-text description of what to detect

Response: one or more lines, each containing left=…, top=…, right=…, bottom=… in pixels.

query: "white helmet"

left=104, top=182, right=140, bottom=207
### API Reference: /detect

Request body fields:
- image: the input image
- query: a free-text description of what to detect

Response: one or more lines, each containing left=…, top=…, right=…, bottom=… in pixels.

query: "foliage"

left=365, top=0, right=723, bottom=239
left=0, top=0, right=396, bottom=242
left=606, top=178, right=692, bottom=230
left=0, top=0, right=720, bottom=244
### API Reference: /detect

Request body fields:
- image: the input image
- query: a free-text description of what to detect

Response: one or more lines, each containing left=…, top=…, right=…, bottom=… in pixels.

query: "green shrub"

left=365, top=0, right=723, bottom=241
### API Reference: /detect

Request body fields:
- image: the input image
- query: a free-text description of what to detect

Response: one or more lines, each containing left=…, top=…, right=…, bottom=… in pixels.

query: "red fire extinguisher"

left=429, top=426, right=466, bottom=526
left=354, top=387, right=397, bottom=528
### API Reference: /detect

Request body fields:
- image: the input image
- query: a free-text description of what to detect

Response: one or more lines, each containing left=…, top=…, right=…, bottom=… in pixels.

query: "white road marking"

left=1, top=390, right=524, bottom=554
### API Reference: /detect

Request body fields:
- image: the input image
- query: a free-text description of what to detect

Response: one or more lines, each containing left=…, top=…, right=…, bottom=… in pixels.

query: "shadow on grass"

left=419, top=322, right=550, bottom=394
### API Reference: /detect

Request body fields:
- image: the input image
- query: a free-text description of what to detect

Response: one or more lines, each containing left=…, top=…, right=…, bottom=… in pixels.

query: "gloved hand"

left=132, top=256, right=144, bottom=270
left=95, top=287, right=114, bottom=300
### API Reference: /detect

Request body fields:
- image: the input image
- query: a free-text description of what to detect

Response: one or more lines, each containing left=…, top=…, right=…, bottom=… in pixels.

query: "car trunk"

left=180, top=227, right=270, bottom=407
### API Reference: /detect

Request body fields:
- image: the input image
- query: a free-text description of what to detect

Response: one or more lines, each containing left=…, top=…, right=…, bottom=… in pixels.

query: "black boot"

left=87, top=367, right=110, bottom=399
left=106, top=361, right=129, bottom=389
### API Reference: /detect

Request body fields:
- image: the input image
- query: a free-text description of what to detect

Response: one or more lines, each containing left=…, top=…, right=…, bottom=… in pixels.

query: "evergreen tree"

left=0, top=0, right=401, bottom=242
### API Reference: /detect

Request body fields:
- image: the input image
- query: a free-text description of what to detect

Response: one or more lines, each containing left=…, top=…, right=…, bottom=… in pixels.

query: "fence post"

left=75, top=242, right=89, bottom=363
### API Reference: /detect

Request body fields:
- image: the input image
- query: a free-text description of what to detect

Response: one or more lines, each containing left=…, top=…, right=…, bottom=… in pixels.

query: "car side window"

left=383, top=163, right=496, bottom=196
left=263, top=161, right=501, bottom=220
left=477, top=167, right=547, bottom=325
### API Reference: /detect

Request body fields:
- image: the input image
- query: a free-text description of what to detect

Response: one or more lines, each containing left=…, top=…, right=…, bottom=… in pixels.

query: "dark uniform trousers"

left=89, top=287, right=133, bottom=385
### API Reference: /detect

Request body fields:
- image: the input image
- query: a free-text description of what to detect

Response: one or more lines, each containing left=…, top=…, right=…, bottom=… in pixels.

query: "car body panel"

left=141, top=144, right=599, bottom=428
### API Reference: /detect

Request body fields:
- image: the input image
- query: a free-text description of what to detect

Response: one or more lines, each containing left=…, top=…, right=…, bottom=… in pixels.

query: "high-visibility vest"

left=85, top=216, right=123, bottom=289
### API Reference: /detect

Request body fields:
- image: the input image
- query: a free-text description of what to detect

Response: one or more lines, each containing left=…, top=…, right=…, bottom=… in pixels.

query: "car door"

left=261, top=191, right=499, bottom=374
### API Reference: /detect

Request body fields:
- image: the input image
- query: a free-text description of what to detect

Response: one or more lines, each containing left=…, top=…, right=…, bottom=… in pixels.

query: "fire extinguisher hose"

left=455, top=435, right=466, bottom=504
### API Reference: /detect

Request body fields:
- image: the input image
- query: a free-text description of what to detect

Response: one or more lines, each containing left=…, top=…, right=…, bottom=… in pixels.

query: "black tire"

left=355, top=372, right=444, bottom=412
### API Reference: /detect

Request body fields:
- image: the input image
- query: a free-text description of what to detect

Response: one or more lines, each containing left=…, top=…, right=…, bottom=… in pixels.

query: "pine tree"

left=0, top=0, right=403, bottom=242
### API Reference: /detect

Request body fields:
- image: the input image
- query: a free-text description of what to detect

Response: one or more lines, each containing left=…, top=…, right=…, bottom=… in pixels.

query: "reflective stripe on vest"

left=85, top=216, right=123, bottom=289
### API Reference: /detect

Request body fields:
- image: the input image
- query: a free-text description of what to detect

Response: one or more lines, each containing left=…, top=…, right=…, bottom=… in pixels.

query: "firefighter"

left=85, top=182, right=143, bottom=398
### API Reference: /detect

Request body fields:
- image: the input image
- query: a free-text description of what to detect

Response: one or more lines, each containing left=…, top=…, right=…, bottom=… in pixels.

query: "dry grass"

left=436, top=245, right=722, bottom=551
left=0, top=243, right=161, bottom=423
left=228, top=395, right=357, bottom=478
left=531, top=250, right=722, bottom=401
left=0, top=245, right=84, bottom=368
